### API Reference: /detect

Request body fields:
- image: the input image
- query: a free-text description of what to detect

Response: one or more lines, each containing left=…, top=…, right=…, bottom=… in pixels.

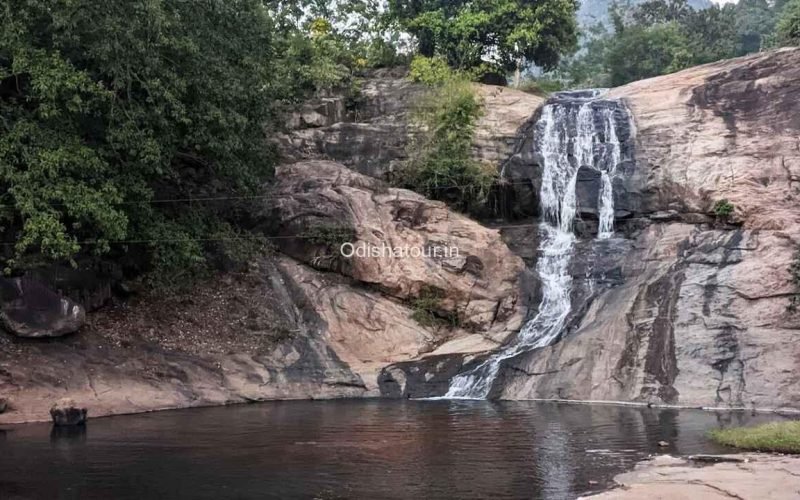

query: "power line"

left=0, top=179, right=537, bottom=209
left=0, top=222, right=544, bottom=247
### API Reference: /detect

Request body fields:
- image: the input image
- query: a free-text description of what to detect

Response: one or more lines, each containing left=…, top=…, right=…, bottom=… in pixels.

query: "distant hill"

left=578, top=0, right=713, bottom=28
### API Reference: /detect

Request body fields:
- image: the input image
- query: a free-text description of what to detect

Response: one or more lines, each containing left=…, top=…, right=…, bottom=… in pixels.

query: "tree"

left=0, top=1, right=297, bottom=282
left=387, top=0, right=579, bottom=73
left=777, top=0, right=800, bottom=45
left=605, top=22, right=692, bottom=86
left=735, top=0, right=779, bottom=53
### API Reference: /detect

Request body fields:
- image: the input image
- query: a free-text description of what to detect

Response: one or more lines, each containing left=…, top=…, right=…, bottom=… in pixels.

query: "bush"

left=396, top=78, right=495, bottom=215
left=410, top=285, right=460, bottom=328
left=409, top=55, right=455, bottom=86
left=713, top=199, right=735, bottom=218
left=517, top=77, right=564, bottom=97
left=709, top=421, right=800, bottom=453
left=790, top=249, right=800, bottom=311
left=302, top=224, right=356, bottom=247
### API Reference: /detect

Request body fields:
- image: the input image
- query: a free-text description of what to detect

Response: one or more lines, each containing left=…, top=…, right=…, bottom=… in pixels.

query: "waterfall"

left=444, top=91, right=629, bottom=400
left=597, top=107, right=621, bottom=239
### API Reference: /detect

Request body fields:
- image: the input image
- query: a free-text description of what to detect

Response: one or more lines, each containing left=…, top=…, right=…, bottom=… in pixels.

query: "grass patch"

left=709, top=421, right=800, bottom=453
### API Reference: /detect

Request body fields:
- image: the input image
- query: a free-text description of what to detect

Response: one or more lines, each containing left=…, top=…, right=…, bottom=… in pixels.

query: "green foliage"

left=409, top=55, right=455, bottom=85
left=302, top=224, right=356, bottom=247
left=777, top=0, right=800, bottom=45
left=410, top=285, right=460, bottom=328
left=0, top=0, right=400, bottom=286
left=709, top=421, right=800, bottom=453
left=517, top=78, right=564, bottom=97
left=713, top=199, right=735, bottom=218
left=388, top=0, right=579, bottom=73
left=0, top=0, right=285, bottom=281
left=396, top=78, right=495, bottom=215
left=605, top=22, right=693, bottom=86
left=790, top=249, right=800, bottom=311
left=552, top=0, right=787, bottom=88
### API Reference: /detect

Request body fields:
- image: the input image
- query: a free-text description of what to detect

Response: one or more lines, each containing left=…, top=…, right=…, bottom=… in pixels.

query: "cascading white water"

left=598, top=171, right=615, bottom=238
left=444, top=91, right=629, bottom=400
left=597, top=107, right=621, bottom=239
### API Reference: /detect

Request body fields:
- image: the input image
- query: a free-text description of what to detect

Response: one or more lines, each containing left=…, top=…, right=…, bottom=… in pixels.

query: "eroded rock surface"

left=583, top=453, right=800, bottom=500
left=279, top=69, right=543, bottom=182
left=264, top=160, right=528, bottom=342
left=495, top=49, right=800, bottom=408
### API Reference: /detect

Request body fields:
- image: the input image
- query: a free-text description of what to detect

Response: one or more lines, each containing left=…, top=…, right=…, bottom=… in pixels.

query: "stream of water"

left=445, top=91, right=629, bottom=399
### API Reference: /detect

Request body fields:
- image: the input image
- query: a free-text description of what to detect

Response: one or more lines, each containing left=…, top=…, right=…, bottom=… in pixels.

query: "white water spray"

left=444, top=92, right=629, bottom=399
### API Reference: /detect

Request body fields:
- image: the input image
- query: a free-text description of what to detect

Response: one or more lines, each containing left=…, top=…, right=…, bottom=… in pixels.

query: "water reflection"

left=0, top=400, right=784, bottom=500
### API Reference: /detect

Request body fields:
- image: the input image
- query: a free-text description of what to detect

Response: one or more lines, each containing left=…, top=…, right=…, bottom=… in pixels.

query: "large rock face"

left=1, top=159, right=529, bottom=422
left=496, top=48, right=800, bottom=409
left=279, top=69, right=543, bottom=182
left=264, top=160, right=528, bottom=344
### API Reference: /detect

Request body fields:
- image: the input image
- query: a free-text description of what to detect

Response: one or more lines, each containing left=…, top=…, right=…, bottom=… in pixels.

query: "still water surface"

left=0, top=400, right=779, bottom=499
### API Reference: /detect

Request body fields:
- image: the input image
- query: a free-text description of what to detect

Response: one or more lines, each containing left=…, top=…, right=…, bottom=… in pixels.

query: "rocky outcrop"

left=0, top=277, right=85, bottom=338
left=263, top=160, right=528, bottom=342
left=1, top=159, right=529, bottom=422
left=279, top=69, right=543, bottom=182
left=494, top=48, right=800, bottom=409
left=584, top=453, right=800, bottom=500
left=0, top=258, right=370, bottom=424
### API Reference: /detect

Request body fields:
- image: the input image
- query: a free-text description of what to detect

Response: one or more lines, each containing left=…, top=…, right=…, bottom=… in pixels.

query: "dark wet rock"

left=50, top=398, right=87, bottom=426
left=378, top=355, right=470, bottom=398
left=576, top=166, right=602, bottom=218
left=0, top=277, right=85, bottom=338
left=0, top=397, right=7, bottom=414
left=688, top=454, right=746, bottom=464
left=28, top=261, right=121, bottom=312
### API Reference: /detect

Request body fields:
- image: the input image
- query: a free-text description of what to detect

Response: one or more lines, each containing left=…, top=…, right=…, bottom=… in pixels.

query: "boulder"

left=263, top=160, right=528, bottom=342
left=0, top=277, right=85, bottom=338
left=575, top=166, right=601, bottom=218
left=50, top=398, right=87, bottom=426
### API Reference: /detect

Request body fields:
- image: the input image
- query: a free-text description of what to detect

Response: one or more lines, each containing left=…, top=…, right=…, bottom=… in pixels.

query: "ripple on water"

left=0, top=400, right=783, bottom=500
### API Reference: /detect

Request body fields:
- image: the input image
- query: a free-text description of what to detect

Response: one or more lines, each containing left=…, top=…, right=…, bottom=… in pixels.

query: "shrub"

left=713, top=199, right=735, bottom=218
left=790, top=249, right=800, bottom=311
left=517, top=77, right=565, bottom=97
left=410, top=285, right=459, bottom=328
left=396, top=78, right=495, bottom=215
left=302, top=224, right=355, bottom=248
left=409, top=55, right=454, bottom=86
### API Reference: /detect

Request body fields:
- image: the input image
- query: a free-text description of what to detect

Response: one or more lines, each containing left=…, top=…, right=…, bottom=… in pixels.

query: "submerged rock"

left=0, top=277, right=85, bottom=338
left=50, top=398, right=87, bottom=426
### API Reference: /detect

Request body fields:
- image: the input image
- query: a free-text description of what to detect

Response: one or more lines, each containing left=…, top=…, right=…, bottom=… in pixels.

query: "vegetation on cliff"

left=710, top=421, right=800, bottom=453
left=397, top=66, right=494, bottom=215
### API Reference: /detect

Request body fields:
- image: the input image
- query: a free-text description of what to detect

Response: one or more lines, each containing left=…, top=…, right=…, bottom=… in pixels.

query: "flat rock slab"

left=583, top=454, right=800, bottom=499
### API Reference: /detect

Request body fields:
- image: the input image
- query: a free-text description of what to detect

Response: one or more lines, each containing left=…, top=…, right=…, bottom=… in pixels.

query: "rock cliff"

left=493, top=48, right=800, bottom=409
